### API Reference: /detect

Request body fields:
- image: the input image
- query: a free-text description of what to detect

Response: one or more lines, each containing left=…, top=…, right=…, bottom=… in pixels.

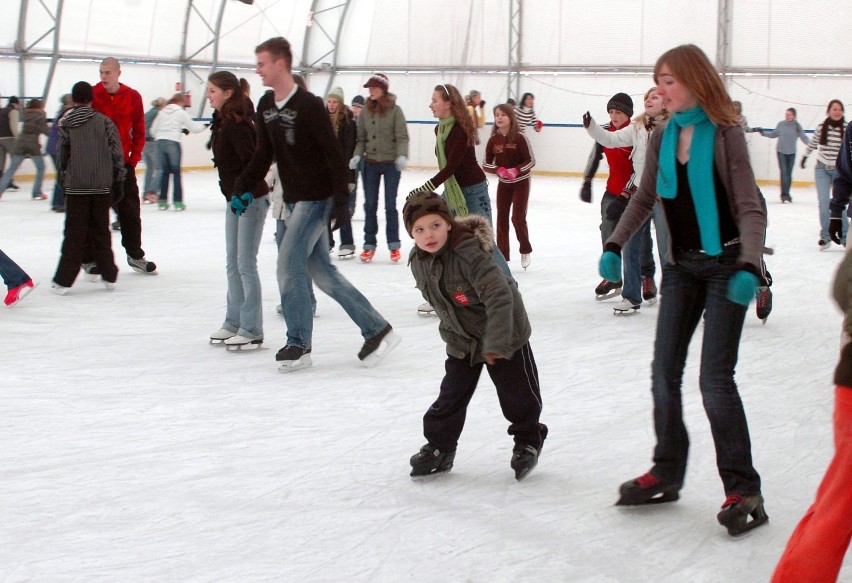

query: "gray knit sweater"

left=57, top=105, right=126, bottom=194
left=758, top=120, right=809, bottom=155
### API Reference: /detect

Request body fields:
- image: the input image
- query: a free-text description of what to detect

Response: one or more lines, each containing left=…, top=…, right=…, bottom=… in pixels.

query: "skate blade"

left=277, top=355, right=313, bottom=373
left=643, top=297, right=658, bottom=306
left=225, top=340, right=263, bottom=351
left=338, top=255, right=355, bottom=260
left=613, top=308, right=640, bottom=316
left=417, top=310, right=435, bottom=316
left=361, top=331, right=401, bottom=368
left=410, top=468, right=452, bottom=481
left=616, top=490, right=680, bottom=506
left=210, top=339, right=230, bottom=346
left=720, top=515, right=769, bottom=537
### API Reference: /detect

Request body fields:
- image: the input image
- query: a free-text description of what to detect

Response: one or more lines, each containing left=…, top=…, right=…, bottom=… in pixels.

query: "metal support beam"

left=716, top=0, right=732, bottom=85
left=506, top=0, right=522, bottom=102
left=301, top=0, right=351, bottom=98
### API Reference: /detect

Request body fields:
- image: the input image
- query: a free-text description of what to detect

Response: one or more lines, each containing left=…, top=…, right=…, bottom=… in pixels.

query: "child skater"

left=403, top=191, right=547, bottom=481
left=52, top=81, right=125, bottom=294
left=483, top=103, right=535, bottom=269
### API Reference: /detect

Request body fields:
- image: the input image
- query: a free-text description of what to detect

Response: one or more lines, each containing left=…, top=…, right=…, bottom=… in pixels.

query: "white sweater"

left=586, top=116, right=653, bottom=187
left=150, top=104, right=207, bottom=142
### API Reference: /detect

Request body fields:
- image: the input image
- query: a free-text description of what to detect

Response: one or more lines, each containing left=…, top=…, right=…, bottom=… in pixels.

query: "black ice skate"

left=410, top=444, right=455, bottom=479
left=641, top=275, right=658, bottom=304
left=510, top=444, right=541, bottom=481
left=780, top=194, right=792, bottom=203
left=358, top=324, right=401, bottom=368
left=595, top=279, right=622, bottom=301
left=616, top=472, right=681, bottom=506
left=276, top=345, right=312, bottom=372
left=755, top=286, right=772, bottom=323
left=717, top=493, right=769, bottom=537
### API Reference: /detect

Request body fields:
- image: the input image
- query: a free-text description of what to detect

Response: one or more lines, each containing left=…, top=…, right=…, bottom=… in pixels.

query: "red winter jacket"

left=92, top=82, right=145, bottom=168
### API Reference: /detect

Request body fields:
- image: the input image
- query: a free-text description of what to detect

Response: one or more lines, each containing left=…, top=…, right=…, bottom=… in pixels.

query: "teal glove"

left=727, top=270, right=759, bottom=306
left=598, top=251, right=622, bottom=282
left=230, top=192, right=254, bottom=217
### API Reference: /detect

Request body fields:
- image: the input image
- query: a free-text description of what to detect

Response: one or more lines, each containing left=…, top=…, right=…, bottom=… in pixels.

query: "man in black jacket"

left=234, top=37, right=399, bottom=373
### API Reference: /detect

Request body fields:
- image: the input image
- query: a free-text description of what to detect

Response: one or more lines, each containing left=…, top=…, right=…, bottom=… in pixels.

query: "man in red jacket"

left=84, top=57, right=157, bottom=276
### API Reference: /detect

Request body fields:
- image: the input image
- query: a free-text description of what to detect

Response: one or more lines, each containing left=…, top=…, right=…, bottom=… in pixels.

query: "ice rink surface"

left=1, top=170, right=849, bottom=582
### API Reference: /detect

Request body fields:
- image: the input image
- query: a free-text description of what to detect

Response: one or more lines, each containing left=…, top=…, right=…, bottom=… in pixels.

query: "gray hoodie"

left=58, top=105, right=125, bottom=194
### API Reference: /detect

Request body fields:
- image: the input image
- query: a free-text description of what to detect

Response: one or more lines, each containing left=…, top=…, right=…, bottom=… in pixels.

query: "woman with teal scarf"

left=407, top=83, right=513, bottom=314
left=598, top=45, right=769, bottom=537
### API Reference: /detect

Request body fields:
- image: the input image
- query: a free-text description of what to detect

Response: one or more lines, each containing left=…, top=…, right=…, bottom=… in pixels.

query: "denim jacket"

left=408, top=215, right=531, bottom=365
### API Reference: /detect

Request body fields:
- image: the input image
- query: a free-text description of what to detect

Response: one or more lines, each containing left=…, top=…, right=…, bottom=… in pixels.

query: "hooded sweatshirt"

left=58, top=105, right=126, bottom=194
left=150, top=103, right=207, bottom=142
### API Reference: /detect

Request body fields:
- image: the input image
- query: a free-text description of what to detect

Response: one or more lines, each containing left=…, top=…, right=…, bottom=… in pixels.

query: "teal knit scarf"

left=657, top=106, right=722, bottom=256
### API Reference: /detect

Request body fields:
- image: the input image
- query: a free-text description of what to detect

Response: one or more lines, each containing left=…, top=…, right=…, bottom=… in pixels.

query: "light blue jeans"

left=276, top=218, right=317, bottom=316
left=459, top=180, right=513, bottom=280
left=0, top=154, right=45, bottom=197
left=278, top=197, right=388, bottom=349
left=142, top=141, right=161, bottom=195
left=816, top=162, right=847, bottom=242
left=223, top=195, right=269, bottom=339
left=157, top=139, right=183, bottom=203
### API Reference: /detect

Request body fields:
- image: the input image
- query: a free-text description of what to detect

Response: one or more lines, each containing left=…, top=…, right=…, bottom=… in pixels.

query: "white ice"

left=1, top=170, right=849, bottom=582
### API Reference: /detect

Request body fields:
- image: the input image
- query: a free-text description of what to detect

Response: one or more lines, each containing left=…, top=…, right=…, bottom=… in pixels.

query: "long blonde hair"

left=653, top=44, right=737, bottom=126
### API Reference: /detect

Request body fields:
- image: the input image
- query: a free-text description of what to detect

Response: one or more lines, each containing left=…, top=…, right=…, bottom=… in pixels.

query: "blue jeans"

left=223, top=196, right=269, bottom=339
left=278, top=197, right=388, bottom=349
left=601, top=192, right=641, bottom=301
left=49, top=153, right=65, bottom=209
left=650, top=246, right=761, bottom=495
left=0, top=248, right=30, bottom=289
left=143, top=140, right=161, bottom=195
left=777, top=152, right=795, bottom=198
left=276, top=218, right=317, bottom=315
left=0, top=154, right=45, bottom=197
left=157, top=139, right=183, bottom=203
left=816, top=163, right=847, bottom=242
left=336, top=187, right=358, bottom=248
left=362, top=162, right=401, bottom=250
left=459, top=180, right=513, bottom=280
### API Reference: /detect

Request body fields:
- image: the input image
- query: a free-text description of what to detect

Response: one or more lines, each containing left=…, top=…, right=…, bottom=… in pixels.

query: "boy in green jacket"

left=403, top=191, right=547, bottom=480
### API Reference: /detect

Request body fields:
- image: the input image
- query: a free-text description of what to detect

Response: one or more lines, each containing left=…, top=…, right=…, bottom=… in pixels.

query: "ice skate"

left=4, top=279, right=35, bottom=307
left=717, top=493, right=768, bottom=537
left=359, top=249, right=375, bottom=263
left=158, top=201, right=169, bottom=210
left=410, top=444, right=455, bottom=479
left=111, top=220, right=121, bottom=231
left=51, top=282, right=69, bottom=296
left=613, top=298, right=640, bottom=315
left=102, top=279, right=116, bottom=291
left=641, top=275, right=657, bottom=305
left=510, top=444, right=541, bottom=481
left=210, top=328, right=236, bottom=345
left=755, top=286, right=772, bottom=323
left=521, top=253, right=531, bottom=270
left=224, top=334, right=263, bottom=351
left=127, top=256, right=158, bottom=275
left=358, top=324, right=401, bottom=368
left=173, top=202, right=186, bottom=211
left=616, top=472, right=681, bottom=506
left=82, top=262, right=101, bottom=282
left=595, top=279, right=622, bottom=301
left=276, top=345, right=312, bottom=372
left=417, top=302, right=435, bottom=316
left=780, top=194, right=792, bottom=203
left=390, top=249, right=402, bottom=263
left=819, top=239, right=831, bottom=251
left=338, top=245, right=356, bottom=259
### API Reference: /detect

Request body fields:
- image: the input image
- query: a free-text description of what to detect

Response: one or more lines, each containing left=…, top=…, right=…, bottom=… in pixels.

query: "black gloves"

left=579, top=179, right=592, bottom=203
left=479, top=100, right=485, bottom=108
left=330, top=201, right=350, bottom=231
left=606, top=194, right=629, bottom=221
left=110, top=179, right=125, bottom=205
left=800, top=156, right=808, bottom=169
left=582, top=111, right=591, bottom=129
left=829, top=216, right=845, bottom=244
